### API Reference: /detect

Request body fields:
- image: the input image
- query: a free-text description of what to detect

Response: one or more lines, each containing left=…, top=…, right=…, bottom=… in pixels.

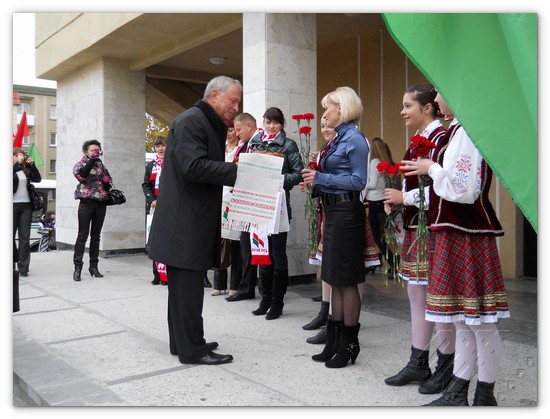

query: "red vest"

left=428, top=124, right=504, bottom=236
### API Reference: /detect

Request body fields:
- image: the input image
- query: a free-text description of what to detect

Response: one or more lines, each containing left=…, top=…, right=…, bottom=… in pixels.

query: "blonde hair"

left=321, top=86, right=363, bottom=125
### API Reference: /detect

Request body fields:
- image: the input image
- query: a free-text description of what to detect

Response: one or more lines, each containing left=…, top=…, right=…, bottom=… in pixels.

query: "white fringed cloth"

left=227, top=153, right=284, bottom=235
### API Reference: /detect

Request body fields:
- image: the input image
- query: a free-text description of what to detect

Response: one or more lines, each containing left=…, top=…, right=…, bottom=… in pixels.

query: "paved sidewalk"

left=12, top=250, right=538, bottom=408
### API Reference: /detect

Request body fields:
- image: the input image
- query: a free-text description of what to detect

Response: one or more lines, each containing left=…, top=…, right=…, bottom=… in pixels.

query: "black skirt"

left=320, top=199, right=366, bottom=286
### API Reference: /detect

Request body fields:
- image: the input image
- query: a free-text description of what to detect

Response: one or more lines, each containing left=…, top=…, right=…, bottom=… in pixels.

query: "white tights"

left=453, top=322, right=502, bottom=383
left=409, top=283, right=455, bottom=353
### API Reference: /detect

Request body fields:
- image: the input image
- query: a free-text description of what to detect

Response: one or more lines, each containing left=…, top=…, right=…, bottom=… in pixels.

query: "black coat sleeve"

left=26, top=162, right=42, bottom=183
left=142, top=161, right=156, bottom=209
left=79, top=158, right=96, bottom=178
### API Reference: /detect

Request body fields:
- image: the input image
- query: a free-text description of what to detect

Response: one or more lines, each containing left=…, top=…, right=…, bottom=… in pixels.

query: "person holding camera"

left=72, top=140, right=112, bottom=281
left=13, top=148, right=42, bottom=276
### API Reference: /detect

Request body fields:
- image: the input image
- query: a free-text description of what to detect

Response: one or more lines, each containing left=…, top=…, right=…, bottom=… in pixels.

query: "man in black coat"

left=147, top=76, right=242, bottom=365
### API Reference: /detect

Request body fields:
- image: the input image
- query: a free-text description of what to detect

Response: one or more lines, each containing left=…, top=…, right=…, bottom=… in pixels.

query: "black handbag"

left=106, top=184, right=126, bottom=206
left=28, top=183, right=44, bottom=211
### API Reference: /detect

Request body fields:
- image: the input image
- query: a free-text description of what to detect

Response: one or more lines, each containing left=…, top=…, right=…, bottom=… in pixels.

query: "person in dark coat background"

left=147, top=76, right=241, bottom=365
left=142, top=135, right=166, bottom=285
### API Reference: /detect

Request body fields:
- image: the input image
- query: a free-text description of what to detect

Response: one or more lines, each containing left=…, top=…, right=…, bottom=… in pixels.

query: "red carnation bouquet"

left=408, top=134, right=436, bottom=280
left=377, top=162, right=404, bottom=283
left=293, top=113, right=319, bottom=256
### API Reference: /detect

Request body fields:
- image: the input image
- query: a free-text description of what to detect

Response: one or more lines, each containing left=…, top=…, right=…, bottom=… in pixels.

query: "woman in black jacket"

left=248, top=107, right=304, bottom=320
left=13, top=148, right=42, bottom=276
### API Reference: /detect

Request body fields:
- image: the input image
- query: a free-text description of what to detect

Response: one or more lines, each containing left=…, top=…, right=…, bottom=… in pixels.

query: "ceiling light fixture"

left=209, top=56, right=227, bottom=65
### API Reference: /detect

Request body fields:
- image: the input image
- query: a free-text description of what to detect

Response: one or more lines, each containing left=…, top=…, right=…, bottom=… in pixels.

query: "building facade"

left=13, top=85, right=57, bottom=181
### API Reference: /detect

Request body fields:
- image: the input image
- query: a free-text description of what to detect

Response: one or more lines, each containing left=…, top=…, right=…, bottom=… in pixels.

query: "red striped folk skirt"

left=425, top=230, right=510, bottom=325
left=310, top=203, right=381, bottom=269
left=364, top=214, right=381, bottom=268
left=398, top=230, right=433, bottom=285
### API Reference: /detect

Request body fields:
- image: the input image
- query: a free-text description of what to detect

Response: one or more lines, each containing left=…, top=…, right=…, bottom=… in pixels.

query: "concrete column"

left=242, top=13, right=317, bottom=278
left=56, top=57, right=146, bottom=255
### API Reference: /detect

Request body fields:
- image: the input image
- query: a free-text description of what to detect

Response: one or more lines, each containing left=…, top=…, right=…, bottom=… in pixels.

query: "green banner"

left=383, top=13, right=537, bottom=232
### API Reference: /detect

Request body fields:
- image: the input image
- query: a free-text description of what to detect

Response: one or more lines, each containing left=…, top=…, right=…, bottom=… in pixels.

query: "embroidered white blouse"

left=428, top=119, right=484, bottom=204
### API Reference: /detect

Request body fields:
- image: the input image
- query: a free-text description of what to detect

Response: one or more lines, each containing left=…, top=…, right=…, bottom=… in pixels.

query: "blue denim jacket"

left=314, top=122, right=369, bottom=194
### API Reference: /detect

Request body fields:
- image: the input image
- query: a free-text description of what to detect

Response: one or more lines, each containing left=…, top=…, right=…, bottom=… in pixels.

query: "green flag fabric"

left=27, top=143, right=44, bottom=167
left=383, top=13, right=537, bottom=232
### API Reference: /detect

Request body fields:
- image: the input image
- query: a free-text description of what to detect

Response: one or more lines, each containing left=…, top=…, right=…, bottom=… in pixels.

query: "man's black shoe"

left=171, top=341, right=219, bottom=356
left=188, top=351, right=233, bottom=365
left=225, top=293, right=254, bottom=302
left=203, top=274, right=212, bottom=288
left=205, top=341, right=219, bottom=351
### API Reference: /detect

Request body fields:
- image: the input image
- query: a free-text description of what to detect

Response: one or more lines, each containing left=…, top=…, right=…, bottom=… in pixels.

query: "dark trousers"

left=13, top=202, right=32, bottom=273
left=213, top=239, right=243, bottom=290
left=166, top=266, right=210, bottom=362
left=368, top=200, right=394, bottom=266
left=258, top=231, right=289, bottom=298
left=73, top=200, right=107, bottom=267
left=238, top=231, right=259, bottom=296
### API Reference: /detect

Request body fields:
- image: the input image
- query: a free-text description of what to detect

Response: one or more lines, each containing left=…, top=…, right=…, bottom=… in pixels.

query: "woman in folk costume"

left=301, top=87, right=369, bottom=368
left=402, top=91, right=509, bottom=406
left=142, top=136, right=166, bottom=284
left=363, top=201, right=382, bottom=270
left=383, top=83, right=456, bottom=395
left=364, top=137, right=397, bottom=275
left=247, top=107, right=304, bottom=320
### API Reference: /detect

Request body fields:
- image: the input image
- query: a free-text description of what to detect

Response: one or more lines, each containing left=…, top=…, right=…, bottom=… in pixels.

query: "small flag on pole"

left=27, top=143, right=44, bottom=167
left=13, top=111, right=29, bottom=148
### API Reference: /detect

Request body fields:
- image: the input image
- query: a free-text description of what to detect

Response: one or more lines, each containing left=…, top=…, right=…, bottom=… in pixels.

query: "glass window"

left=49, top=104, right=57, bottom=120
left=17, top=103, right=30, bottom=115
left=49, top=159, right=56, bottom=174
left=50, top=132, right=57, bottom=146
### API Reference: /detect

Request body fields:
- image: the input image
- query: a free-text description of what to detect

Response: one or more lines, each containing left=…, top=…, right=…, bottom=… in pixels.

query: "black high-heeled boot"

left=252, top=297, right=271, bottom=315
left=325, top=323, right=361, bottom=368
left=312, top=319, right=342, bottom=362
left=265, top=269, right=287, bottom=320
left=253, top=268, right=273, bottom=315
left=73, top=265, right=82, bottom=281
left=89, top=264, right=104, bottom=278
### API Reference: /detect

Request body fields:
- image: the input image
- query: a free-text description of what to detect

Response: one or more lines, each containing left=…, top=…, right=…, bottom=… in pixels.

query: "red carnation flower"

left=308, top=161, right=321, bottom=171
left=299, top=126, right=312, bottom=135
left=410, top=134, right=436, bottom=158
left=377, top=161, right=392, bottom=174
